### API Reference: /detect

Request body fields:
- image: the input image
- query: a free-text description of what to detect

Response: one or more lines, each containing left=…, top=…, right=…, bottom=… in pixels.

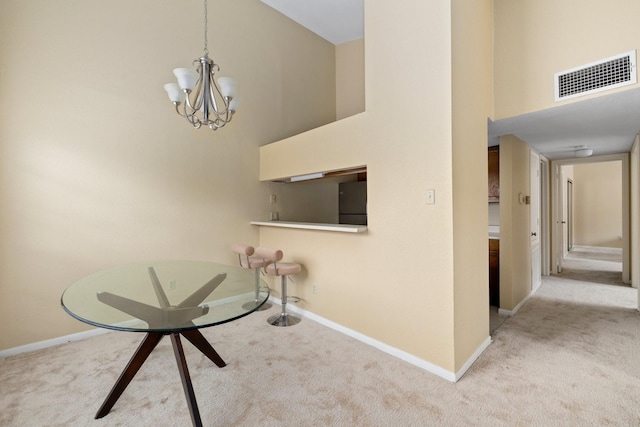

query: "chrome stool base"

left=267, top=312, right=301, bottom=327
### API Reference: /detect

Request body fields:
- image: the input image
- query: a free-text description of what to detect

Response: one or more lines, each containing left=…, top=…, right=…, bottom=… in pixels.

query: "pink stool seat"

left=265, top=262, right=301, bottom=276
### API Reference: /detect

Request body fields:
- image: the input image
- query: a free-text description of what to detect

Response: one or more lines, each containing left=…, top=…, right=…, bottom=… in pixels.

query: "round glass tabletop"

left=61, top=260, right=270, bottom=333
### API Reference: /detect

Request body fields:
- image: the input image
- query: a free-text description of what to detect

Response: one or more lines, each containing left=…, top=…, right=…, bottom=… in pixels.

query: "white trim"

left=3, top=296, right=492, bottom=382
left=454, top=336, right=492, bottom=381
left=1, top=292, right=259, bottom=358
left=570, top=245, right=622, bottom=254
left=0, top=328, right=110, bottom=358
left=498, top=289, right=535, bottom=316
left=279, top=297, right=492, bottom=383
left=539, top=154, right=552, bottom=276
left=251, top=221, right=367, bottom=234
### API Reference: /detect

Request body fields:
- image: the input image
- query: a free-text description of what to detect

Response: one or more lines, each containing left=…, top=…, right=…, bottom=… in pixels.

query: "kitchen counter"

left=251, top=221, right=367, bottom=234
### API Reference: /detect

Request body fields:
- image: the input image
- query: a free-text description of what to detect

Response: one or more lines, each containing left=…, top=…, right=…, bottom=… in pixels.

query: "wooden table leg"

left=95, top=332, right=164, bottom=419
left=181, top=329, right=226, bottom=367
left=171, top=333, right=202, bottom=427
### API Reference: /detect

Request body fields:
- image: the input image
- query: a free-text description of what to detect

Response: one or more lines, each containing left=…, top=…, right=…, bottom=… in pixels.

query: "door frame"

left=550, top=153, right=630, bottom=283
left=530, top=151, right=542, bottom=290
left=539, top=156, right=551, bottom=276
left=567, top=178, right=573, bottom=252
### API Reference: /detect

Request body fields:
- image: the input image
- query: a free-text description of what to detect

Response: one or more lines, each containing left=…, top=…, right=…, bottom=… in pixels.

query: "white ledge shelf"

left=251, top=221, right=367, bottom=233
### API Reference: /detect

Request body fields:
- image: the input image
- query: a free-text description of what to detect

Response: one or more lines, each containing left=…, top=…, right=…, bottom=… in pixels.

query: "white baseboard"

left=498, top=289, right=535, bottom=316
left=1, top=291, right=259, bottom=359
left=0, top=328, right=110, bottom=358
left=2, top=297, right=493, bottom=382
left=454, top=336, right=492, bottom=381
left=571, top=245, right=622, bottom=254
left=279, top=297, right=492, bottom=383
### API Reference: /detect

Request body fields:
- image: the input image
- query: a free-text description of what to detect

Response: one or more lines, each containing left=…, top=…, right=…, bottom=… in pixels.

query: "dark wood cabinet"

left=489, top=239, right=499, bottom=307
left=488, top=146, right=499, bottom=202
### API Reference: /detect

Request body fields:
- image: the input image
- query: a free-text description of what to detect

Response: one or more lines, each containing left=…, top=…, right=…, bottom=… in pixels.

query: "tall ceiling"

left=260, top=0, right=363, bottom=45
left=260, top=1, right=640, bottom=160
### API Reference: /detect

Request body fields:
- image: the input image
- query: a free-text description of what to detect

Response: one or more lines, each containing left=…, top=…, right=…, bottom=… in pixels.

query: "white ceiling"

left=489, top=88, right=640, bottom=160
left=259, top=1, right=640, bottom=160
left=260, top=0, right=363, bottom=45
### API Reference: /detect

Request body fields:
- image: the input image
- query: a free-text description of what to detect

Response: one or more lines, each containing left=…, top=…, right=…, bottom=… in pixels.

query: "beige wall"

left=499, top=135, right=532, bottom=311
left=494, top=0, right=640, bottom=119
left=451, top=0, right=493, bottom=369
left=258, top=0, right=492, bottom=374
left=336, top=39, right=365, bottom=120
left=631, top=136, right=640, bottom=287
left=573, top=162, right=623, bottom=248
left=0, top=0, right=336, bottom=350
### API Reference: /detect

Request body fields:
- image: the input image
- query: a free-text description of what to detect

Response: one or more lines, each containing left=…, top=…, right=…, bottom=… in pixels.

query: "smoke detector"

left=575, top=146, right=593, bottom=157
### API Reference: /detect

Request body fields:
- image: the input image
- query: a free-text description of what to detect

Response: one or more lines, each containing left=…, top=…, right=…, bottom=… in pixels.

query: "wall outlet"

left=169, top=280, right=176, bottom=290
left=312, top=283, right=318, bottom=294
left=270, top=194, right=277, bottom=204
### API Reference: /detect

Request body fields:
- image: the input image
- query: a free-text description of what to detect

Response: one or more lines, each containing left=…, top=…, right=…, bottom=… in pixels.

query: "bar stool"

left=232, top=244, right=272, bottom=311
left=253, top=246, right=302, bottom=327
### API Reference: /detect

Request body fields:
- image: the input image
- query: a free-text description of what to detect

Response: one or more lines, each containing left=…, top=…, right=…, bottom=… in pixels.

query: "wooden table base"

left=95, top=329, right=225, bottom=427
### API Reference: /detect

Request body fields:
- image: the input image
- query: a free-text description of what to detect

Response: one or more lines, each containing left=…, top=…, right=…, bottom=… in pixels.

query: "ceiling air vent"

left=554, top=50, right=637, bottom=102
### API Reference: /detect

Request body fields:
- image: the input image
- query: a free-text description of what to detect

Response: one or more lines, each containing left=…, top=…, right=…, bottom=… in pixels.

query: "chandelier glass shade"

left=164, top=0, right=236, bottom=131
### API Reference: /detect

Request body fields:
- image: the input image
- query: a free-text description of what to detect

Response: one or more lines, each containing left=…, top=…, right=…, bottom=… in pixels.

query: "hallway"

left=557, top=245, right=626, bottom=288
left=490, top=244, right=632, bottom=335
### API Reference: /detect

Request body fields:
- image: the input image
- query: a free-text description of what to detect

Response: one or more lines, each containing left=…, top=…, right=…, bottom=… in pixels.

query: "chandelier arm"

left=208, top=79, right=222, bottom=118
left=189, top=112, right=202, bottom=129
left=173, top=102, right=188, bottom=118
left=211, top=64, right=231, bottom=117
left=185, top=75, right=204, bottom=114
left=210, top=76, right=233, bottom=120
left=180, top=99, right=202, bottom=128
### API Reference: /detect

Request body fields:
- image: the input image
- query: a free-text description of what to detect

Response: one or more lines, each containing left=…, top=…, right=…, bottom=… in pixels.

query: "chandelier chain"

left=203, top=0, right=209, bottom=56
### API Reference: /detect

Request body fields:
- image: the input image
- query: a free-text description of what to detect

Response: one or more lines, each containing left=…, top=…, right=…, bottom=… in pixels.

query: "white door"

left=530, top=152, right=542, bottom=290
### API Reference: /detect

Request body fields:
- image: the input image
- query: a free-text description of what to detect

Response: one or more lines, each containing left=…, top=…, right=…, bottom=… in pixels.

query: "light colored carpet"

left=557, top=246, right=625, bottom=287
left=1, top=255, right=639, bottom=426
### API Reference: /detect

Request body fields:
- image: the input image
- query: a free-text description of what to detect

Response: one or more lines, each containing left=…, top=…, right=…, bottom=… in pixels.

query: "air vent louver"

left=554, top=50, right=637, bottom=101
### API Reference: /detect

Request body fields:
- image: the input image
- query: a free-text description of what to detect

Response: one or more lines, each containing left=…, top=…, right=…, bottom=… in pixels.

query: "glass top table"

left=61, top=260, right=269, bottom=427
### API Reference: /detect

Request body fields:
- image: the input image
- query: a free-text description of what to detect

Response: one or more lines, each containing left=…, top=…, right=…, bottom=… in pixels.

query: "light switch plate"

left=426, top=189, right=435, bottom=205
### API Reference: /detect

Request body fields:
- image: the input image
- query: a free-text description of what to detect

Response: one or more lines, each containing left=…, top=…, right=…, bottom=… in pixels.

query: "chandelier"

left=164, top=0, right=237, bottom=130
